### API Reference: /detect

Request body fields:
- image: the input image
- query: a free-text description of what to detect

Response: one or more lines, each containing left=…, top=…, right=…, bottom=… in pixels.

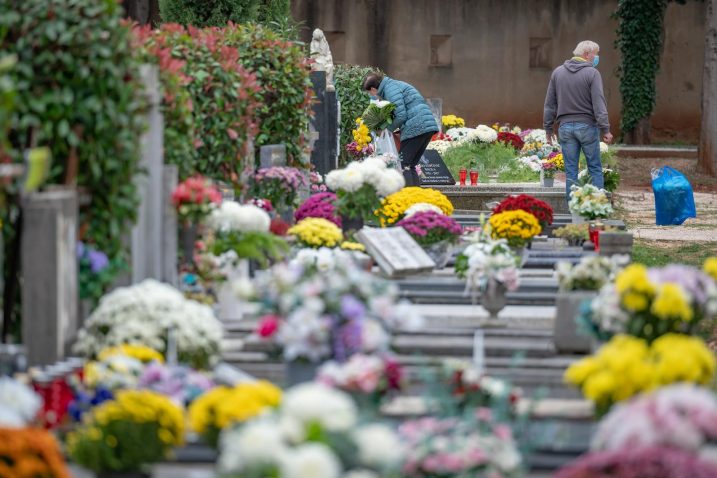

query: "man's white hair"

left=573, top=40, right=600, bottom=57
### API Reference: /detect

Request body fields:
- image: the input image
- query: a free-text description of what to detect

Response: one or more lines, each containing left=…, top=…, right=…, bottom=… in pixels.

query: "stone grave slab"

left=356, top=227, right=435, bottom=277
left=418, top=150, right=455, bottom=186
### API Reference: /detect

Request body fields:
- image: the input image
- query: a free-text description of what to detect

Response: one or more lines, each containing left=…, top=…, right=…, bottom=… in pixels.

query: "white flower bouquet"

left=0, top=377, right=42, bottom=428
left=475, top=124, right=499, bottom=143
left=207, top=201, right=288, bottom=266
left=325, top=157, right=405, bottom=221
left=403, top=202, right=445, bottom=217
left=568, top=184, right=613, bottom=220
left=218, top=383, right=405, bottom=478
left=455, top=238, right=521, bottom=295
left=250, top=248, right=423, bottom=363
left=516, top=155, right=543, bottom=172
left=73, top=279, right=224, bottom=369
left=425, top=139, right=453, bottom=155
left=556, top=256, right=621, bottom=292
left=446, top=127, right=479, bottom=143
left=361, top=100, right=396, bottom=133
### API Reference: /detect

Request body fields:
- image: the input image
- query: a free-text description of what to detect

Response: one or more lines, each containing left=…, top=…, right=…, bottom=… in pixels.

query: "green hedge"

left=334, top=65, right=382, bottom=165
left=1, top=0, right=144, bottom=302
left=136, top=23, right=312, bottom=178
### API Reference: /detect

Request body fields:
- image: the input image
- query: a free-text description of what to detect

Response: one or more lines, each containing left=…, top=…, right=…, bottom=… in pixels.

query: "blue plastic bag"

left=651, top=166, right=696, bottom=225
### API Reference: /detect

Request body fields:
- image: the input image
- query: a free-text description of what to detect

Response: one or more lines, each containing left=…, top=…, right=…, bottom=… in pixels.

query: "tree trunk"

left=699, top=0, right=717, bottom=177
left=624, top=117, right=652, bottom=145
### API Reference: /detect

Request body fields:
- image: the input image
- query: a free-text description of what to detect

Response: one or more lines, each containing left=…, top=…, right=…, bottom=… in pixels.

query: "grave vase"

left=554, top=291, right=596, bottom=353
left=341, top=214, right=364, bottom=234
left=179, top=223, right=197, bottom=264
left=285, top=360, right=320, bottom=387
left=216, top=259, right=250, bottom=321
left=423, top=240, right=453, bottom=269
left=540, top=170, right=555, bottom=187
left=481, top=279, right=508, bottom=319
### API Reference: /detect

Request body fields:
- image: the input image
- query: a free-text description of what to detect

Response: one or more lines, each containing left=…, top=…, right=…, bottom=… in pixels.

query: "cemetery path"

left=615, top=187, right=717, bottom=242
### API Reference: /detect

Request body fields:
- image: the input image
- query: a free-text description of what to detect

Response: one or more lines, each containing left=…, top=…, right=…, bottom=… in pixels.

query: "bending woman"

left=362, top=73, right=438, bottom=186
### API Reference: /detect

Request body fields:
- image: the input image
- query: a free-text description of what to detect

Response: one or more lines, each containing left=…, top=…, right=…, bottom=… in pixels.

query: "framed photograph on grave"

left=419, top=150, right=455, bottom=186
left=356, top=227, right=436, bottom=277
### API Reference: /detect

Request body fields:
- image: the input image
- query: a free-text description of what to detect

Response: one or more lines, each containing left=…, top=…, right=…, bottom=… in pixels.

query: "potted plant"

left=325, top=157, right=405, bottom=233
left=67, top=390, right=184, bottom=478
left=540, top=160, right=557, bottom=187
left=287, top=217, right=344, bottom=249
left=171, top=175, right=222, bottom=264
left=488, top=209, right=542, bottom=258
left=251, top=166, right=308, bottom=222
left=568, top=184, right=614, bottom=249
left=455, top=238, right=521, bottom=319
left=395, top=210, right=463, bottom=268
left=553, top=224, right=590, bottom=247
left=554, top=256, right=619, bottom=353
left=492, top=194, right=554, bottom=230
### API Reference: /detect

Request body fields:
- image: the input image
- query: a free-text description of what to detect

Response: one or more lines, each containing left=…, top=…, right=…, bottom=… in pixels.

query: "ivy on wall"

left=615, top=0, right=700, bottom=141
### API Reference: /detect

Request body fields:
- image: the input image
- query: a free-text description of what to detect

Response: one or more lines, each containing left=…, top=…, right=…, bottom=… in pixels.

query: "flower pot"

left=216, top=259, right=250, bottom=321
left=510, top=246, right=528, bottom=267
left=541, top=176, right=554, bottom=187
left=459, top=168, right=467, bottom=186
left=285, top=361, right=320, bottom=387
left=553, top=291, right=596, bottom=353
left=469, top=170, right=479, bottom=186
left=340, top=214, right=364, bottom=235
left=481, top=279, right=508, bottom=319
left=423, top=241, right=453, bottom=269
left=179, top=223, right=198, bottom=265
left=598, top=232, right=634, bottom=259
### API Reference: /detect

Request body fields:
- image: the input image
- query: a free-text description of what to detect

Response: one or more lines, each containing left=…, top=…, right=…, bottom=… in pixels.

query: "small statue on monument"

left=310, top=28, right=335, bottom=91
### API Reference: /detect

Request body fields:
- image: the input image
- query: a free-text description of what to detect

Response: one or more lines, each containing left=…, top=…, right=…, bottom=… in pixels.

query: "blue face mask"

left=593, top=55, right=600, bottom=67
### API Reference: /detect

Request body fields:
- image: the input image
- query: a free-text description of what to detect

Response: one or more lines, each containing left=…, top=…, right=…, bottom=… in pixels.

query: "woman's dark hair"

left=362, top=72, right=384, bottom=91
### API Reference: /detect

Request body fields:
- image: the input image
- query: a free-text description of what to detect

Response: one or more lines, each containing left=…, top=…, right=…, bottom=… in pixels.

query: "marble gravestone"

left=419, top=150, right=455, bottom=186
left=356, top=227, right=436, bottom=277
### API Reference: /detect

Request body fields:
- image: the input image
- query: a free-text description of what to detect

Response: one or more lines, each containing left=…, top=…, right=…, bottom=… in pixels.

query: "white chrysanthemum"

left=73, top=279, right=223, bottom=366
left=219, top=419, right=287, bottom=472
left=330, top=168, right=365, bottom=193
left=280, top=443, right=342, bottom=478
left=282, top=383, right=358, bottom=432
left=360, top=319, right=391, bottom=352
left=475, top=124, right=498, bottom=143
left=404, top=202, right=443, bottom=217
left=426, top=140, right=454, bottom=155
left=374, top=100, right=392, bottom=109
left=207, top=202, right=270, bottom=233
left=375, top=169, right=405, bottom=197
left=600, top=142, right=609, bottom=154
left=353, top=424, right=405, bottom=468
left=0, top=378, right=42, bottom=427
left=278, top=308, right=331, bottom=361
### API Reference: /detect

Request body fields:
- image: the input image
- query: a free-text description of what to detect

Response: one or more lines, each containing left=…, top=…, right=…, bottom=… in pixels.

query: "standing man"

left=363, top=73, right=439, bottom=186
left=544, top=40, right=613, bottom=202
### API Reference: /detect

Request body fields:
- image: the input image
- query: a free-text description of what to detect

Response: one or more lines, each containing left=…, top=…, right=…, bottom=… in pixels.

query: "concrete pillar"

left=131, top=65, right=163, bottom=283
left=161, top=164, right=178, bottom=287
left=21, top=188, right=78, bottom=366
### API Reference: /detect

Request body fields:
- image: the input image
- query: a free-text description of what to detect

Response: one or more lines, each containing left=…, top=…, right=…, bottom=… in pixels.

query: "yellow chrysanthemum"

left=377, top=187, right=454, bottom=226
left=651, top=283, right=693, bottom=322
left=442, top=114, right=465, bottom=129
left=704, top=257, right=717, bottom=282
left=98, top=344, right=164, bottom=364
left=546, top=153, right=564, bottom=170
left=352, top=118, right=371, bottom=148
left=288, top=218, right=343, bottom=248
left=488, top=210, right=541, bottom=247
left=340, top=241, right=366, bottom=252
left=188, top=381, right=281, bottom=435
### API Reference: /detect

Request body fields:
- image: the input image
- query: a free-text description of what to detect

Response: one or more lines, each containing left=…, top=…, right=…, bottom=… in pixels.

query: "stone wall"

left=292, top=0, right=706, bottom=141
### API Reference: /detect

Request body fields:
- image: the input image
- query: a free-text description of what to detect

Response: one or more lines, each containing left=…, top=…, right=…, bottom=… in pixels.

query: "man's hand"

left=546, top=134, right=555, bottom=145
left=603, top=132, right=613, bottom=144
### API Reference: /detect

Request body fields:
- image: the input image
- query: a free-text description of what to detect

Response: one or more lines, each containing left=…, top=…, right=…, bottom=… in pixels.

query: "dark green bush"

left=334, top=65, right=382, bottom=165
left=0, top=0, right=144, bottom=301
left=159, top=0, right=290, bottom=27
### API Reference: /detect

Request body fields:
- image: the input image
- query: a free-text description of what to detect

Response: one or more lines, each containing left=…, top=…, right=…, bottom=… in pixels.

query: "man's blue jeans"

left=558, top=122, right=603, bottom=203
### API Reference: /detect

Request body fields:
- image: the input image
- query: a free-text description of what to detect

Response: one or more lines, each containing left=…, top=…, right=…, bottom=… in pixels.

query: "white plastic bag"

left=374, top=129, right=402, bottom=172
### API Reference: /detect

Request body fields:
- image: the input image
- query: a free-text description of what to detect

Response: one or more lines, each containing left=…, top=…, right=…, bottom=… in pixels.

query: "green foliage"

left=137, top=23, right=311, bottom=178
left=210, top=231, right=289, bottom=267
left=614, top=0, right=699, bottom=138
left=442, top=142, right=537, bottom=182
left=136, top=24, right=261, bottom=182
left=1, top=0, right=144, bottom=300
left=159, top=0, right=260, bottom=27
left=0, top=54, right=15, bottom=154
left=335, top=65, right=382, bottom=165
left=222, top=24, right=313, bottom=166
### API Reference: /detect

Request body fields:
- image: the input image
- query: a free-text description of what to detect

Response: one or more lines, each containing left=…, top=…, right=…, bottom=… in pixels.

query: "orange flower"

left=0, top=428, right=70, bottom=478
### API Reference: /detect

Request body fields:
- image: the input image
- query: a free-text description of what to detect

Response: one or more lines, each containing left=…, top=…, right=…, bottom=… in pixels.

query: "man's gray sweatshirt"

left=543, top=59, right=610, bottom=136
